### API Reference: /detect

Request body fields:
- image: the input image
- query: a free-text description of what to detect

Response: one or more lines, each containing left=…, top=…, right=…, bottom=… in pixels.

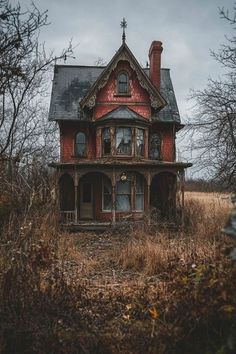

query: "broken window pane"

left=102, top=128, right=111, bottom=155
left=116, top=127, right=132, bottom=155
left=118, top=72, right=128, bottom=94
left=136, top=128, right=144, bottom=156
left=150, top=133, right=161, bottom=159
left=116, top=180, right=131, bottom=211
left=103, top=177, right=112, bottom=211
left=75, top=132, right=86, bottom=157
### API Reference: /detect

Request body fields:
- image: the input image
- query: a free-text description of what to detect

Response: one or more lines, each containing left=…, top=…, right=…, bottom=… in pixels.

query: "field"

left=0, top=192, right=236, bottom=354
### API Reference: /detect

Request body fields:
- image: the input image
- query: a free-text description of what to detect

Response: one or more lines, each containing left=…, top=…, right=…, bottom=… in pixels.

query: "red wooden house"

left=49, top=30, right=191, bottom=228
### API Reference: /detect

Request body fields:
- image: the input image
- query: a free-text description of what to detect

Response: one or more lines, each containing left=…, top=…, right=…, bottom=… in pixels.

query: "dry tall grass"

left=0, top=190, right=235, bottom=354
left=119, top=193, right=231, bottom=276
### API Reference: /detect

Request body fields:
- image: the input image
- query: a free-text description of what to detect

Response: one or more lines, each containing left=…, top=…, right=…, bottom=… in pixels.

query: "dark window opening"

left=75, top=132, right=86, bottom=157
left=83, top=183, right=92, bottom=203
left=103, top=176, right=112, bottom=211
left=102, top=128, right=111, bottom=155
left=116, top=127, right=132, bottom=155
left=150, top=133, right=161, bottom=159
left=136, top=128, right=144, bottom=156
left=118, top=72, right=128, bottom=94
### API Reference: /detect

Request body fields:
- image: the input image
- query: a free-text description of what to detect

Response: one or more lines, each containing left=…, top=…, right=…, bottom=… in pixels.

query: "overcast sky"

left=17, top=0, right=235, bottom=174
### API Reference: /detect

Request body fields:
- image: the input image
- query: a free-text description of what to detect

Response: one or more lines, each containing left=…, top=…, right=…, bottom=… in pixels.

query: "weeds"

left=0, top=183, right=235, bottom=353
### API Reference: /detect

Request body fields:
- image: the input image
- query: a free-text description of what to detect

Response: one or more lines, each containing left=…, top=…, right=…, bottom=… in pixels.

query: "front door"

left=80, top=181, right=93, bottom=219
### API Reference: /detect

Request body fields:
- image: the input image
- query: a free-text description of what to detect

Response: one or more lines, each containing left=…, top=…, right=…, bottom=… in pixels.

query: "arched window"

left=150, top=133, right=161, bottom=159
left=118, top=72, right=129, bottom=94
left=75, top=132, right=86, bottom=157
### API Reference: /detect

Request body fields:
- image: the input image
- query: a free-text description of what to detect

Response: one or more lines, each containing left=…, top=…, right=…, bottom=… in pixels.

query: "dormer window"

left=75, top=132, right=86, bottom=157
left=118, top=72, right=129, bottom=94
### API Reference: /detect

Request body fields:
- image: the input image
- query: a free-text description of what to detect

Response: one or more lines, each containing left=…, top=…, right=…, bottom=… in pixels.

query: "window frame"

left=102, top=127, right=111, bottom=156
left=115, top=126, right=132, bottom=156
left=117, top=71, right=129, bottom=95
left=116, top=179, right=132, bottom=212
left=75, top=131, right=87, bottom=157
left=135, top=128, right=145, bottom=157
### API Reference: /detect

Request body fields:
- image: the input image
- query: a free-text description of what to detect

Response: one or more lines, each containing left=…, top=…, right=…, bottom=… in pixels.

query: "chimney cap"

left=149, top=41, right=163, bottom=57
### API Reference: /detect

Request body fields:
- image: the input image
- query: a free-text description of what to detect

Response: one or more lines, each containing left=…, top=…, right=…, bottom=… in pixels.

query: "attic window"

left=118, top=72, right=129, bottom=94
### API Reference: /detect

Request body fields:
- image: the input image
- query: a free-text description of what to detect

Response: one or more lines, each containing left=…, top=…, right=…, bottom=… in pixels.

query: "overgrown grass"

left=0, top=191, right=235, bottom=354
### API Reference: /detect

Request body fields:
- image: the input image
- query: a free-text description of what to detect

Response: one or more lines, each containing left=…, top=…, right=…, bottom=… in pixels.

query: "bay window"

left=116, top=127, right=132, bottom=155
left=102, top=127, right=111, bottom=155
left=136, top=128, right=144, bottom=156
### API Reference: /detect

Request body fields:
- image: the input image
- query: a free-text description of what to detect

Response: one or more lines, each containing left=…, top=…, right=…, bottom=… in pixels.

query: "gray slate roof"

left=49, top=65, right=180, bottom=123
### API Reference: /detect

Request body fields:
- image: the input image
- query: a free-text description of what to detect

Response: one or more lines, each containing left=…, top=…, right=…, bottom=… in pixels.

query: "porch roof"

left=49, top=159, right=192, bottom=169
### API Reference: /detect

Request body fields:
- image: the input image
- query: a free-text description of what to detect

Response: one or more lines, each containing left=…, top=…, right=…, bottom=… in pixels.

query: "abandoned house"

left=48, top=21, right=191, bottom=228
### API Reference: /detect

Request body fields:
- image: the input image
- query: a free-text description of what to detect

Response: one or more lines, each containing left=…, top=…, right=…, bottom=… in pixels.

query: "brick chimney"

left=148, top=41, right=163, bottom=90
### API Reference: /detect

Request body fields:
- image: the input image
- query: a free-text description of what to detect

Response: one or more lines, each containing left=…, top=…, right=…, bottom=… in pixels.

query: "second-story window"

left=75, top=132, right=86, bottom=157
left=102, top=128, right=111, bottom=155
left=118, top=72, right=129, bottom=94
left=116, top=127, right=132, bottom=155
left=150, top=133, right=161, bottom=159
left=136, top=128, right=144, bottom=156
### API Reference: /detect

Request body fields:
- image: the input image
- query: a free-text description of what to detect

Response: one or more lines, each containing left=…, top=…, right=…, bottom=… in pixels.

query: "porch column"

left=74, top=170, right=78, bottom=223
left=180, top=170, right=185, bottom=228
left=112, top=168, right=116, bottom=225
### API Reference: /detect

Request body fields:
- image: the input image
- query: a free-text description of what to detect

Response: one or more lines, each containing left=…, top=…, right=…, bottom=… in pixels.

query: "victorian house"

left=49, top=23, right=191, bottom=228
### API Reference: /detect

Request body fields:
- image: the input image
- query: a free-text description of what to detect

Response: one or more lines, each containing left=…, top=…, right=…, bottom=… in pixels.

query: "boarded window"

left=136, top=128, right=144, bottom=156
left=150, top=133, right=161, bottom=159
left=103, top=176, right=112, bottom=211
left=116, top=127, right=132, bottom=155
left=116, top=180, right=131, bottom=211
left=135, top=174, right=144, bottom=210
left=102, top=128, right=111, bottom=155
left=118, top=72, right=128, bottom=94
left=75, top=132, right=86, bottom=157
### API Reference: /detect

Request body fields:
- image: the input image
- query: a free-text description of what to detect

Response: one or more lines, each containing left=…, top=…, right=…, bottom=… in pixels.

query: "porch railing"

left=60, top=211, right=75, bottom=224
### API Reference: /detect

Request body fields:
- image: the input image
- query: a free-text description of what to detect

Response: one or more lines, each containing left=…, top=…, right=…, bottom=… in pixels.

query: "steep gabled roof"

left=48, top=67, right=180, bottom=123
left=80, top=42, right=167, bottom=110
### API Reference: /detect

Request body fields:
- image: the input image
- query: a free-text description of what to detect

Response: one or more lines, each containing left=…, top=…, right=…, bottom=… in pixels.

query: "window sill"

left=71, top=155, right=87, bottom=158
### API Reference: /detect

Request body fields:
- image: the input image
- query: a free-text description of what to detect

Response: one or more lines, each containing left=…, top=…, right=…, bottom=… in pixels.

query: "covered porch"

left=54, top=161, right=189, bottom=229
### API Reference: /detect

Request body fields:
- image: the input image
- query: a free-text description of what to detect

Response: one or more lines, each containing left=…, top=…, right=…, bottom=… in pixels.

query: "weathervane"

left=120, top=18, right=127, bottom=43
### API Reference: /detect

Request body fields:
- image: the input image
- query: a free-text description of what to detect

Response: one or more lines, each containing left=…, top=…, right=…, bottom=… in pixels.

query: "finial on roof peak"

left=120, top=18, right=127, bottom=43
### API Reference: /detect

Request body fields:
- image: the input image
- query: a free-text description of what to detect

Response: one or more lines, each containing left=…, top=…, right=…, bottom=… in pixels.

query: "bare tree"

left=187, top=4, right=236, bottom=190
left=0, top=0, right=72, bottom=159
